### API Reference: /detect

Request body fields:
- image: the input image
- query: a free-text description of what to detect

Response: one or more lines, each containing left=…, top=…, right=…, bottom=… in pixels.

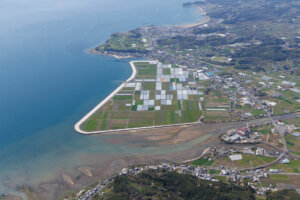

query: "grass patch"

left=163, top=68, right=171, bottom=75
left=128, top=121, right=153, bottom=128
left=85, top=119, right=98, bottom=131
left=192, top=158, right=214, bottom=166
left=251, top=109, right=264, bottom=117
left=142, top=82, right=156, bottom=90
left=101, top=120, right=108, bottom=130
left=131, top=105, right=137, bottom=111
left=178, top=100, right=182, bottom=110
left=214, top=175, right=227, bottom=182
left=268, top=160, right=300, bottom=173
left=209, top=169, right=221, bottom=175
left=235, top=155, right=276, bottom=168
left=113, top=95, right=132, bottom=100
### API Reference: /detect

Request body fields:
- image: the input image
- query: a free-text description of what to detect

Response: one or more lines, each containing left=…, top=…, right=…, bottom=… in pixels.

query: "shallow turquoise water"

left=0, top=0, right=203, bottom=194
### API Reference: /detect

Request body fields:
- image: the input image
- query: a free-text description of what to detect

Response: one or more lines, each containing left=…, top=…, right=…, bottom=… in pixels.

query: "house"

left=281, top=159, right=290, bottom=164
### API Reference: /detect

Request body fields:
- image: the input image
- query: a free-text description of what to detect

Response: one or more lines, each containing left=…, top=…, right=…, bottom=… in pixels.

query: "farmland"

left=82, top=61, right=203, bottom=132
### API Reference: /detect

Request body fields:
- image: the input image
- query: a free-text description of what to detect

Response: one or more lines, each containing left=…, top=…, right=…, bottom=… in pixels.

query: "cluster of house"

left=117, top=164, right=286, bottom=196
left=271, top=120, right=298, bottom=136
left=201, top=69, right=272, bottom=118
left=77, top=181, right=108, bottom=200
left=208, top=146, right=279, bottom=160
left=76, top=154, right=298, bottom=200
left=221, top=126, right=261, bottom=143
left=252, top=75, right=299, bottom=106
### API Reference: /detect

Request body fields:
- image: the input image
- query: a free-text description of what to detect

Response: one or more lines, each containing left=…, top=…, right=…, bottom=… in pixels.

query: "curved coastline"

left=74, top=60, right=203, bottom=135
left=74, top=61, right=137, bottom=134
left=75, top=6, right=209, bottom=135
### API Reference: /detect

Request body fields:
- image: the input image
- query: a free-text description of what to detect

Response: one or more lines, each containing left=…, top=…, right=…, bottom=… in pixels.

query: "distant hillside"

left=266, top=189, right=300, bottom=200
left=92, top=170, right=300, bottom=200
left=94, top=170, right=256, bottom=200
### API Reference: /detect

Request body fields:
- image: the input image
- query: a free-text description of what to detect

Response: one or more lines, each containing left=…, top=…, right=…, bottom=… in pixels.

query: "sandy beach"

left=180, top=7, right=210, bottom=28
left=90, top=48, right=133, bottom=59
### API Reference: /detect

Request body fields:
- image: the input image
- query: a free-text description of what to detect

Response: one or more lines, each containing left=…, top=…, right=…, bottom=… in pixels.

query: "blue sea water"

left=0, top=0, right=203, bottom=195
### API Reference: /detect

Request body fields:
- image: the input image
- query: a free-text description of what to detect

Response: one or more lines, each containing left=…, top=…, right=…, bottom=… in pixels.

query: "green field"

left=213, top=175, right=227, bottom=182
left=268, top=160, right=300, bottom=173
left=81, top=61, right=204, bottom=132
left=260, top=174, right=292, bottom=187
left=113, top=95, right=133, bottom=100
left=212, top=154, right=276, bottom=169
left=285, top=134, right=300, bottom=156
left=192, top=158, right=214, bottom=166
left=96, top=31, right=148, bottom=53
left=84, top=119, right=98, bottom=131
left=235, top=155, right=276, bottom=168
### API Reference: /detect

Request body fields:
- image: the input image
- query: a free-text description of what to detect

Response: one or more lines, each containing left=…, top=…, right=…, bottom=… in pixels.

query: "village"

left=75, top=114, right=300, bottom=200
left=75, top=157, right=299, bottom=200
left=73, top=56, right=300, bottom=199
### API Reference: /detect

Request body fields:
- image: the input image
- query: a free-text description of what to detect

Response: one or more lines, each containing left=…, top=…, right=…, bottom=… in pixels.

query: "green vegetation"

left=214, top=175, right=228, bottom=182
left=251, top=109, right=265, bottom=117
left=163, top=68, right=171, bottom=75
left=192, top=158, right=214, bottom=166
left=209, top=169, right=221, bottom=174
left=239, top=155, right=275, bottom=167
left=135, top=63, right=157, bottom=78
left=142, top=82, right=156, bottom=90
left=261, top=174, right=291, bottom=187
left=212, top=154, right=277, bottom=169
left=252, top=124, right=273, bottom=135
left=235, top=155, right=276, bottom=168
left=101, top=120, right=108, bottom=130
left=84, top=119, right=98, bottom=131
left=266, top=189, right=300, bottom=200
left=268, top=160, right=300, bottom=173
left=285, top=134, right=300, bottom=156
left=112, top=95, right=132, bottom=100
left=82, top=62, right=203, bottom=131
left=155, top=111, right=180, bottom=125
left=95, top=170, right=300, bottom=200
left=96, top=30, right=148, bottom=53
left=98, top=170, right=256, bottom=200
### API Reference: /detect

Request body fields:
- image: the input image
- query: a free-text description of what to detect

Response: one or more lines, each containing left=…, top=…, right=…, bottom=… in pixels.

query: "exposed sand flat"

left=61, top=173, right=74, bottom=186
left=77, top=167, right=93, bottom=177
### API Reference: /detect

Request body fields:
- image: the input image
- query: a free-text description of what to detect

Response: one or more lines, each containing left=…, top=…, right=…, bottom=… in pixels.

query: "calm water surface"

left=0, top=0, right=203, bottom=195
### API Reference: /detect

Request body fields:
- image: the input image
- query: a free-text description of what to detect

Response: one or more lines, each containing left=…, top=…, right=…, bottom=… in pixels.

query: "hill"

left=91, top=170, right=300, bottom=200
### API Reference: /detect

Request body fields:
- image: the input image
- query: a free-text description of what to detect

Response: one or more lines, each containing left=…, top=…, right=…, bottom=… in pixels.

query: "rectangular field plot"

left=142, top=82, right=156, bottom=90
left=154, top=111, right=180, bottom=125
left=204, top=111, right=229, bottom=122
left=112, top=95, right=133, bottom=101
left=110, top=112, right=130, bottom=119
left=135, top=63, right=157, bottom=79
left=106, top=119, right=128, bottom=130
left=112, top=100, right=131, bottom=111
left=128, top=111, right=154, bottom=128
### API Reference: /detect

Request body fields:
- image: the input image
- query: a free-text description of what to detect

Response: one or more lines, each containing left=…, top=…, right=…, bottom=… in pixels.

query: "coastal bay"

left=0, top=0, right=205, bottom=199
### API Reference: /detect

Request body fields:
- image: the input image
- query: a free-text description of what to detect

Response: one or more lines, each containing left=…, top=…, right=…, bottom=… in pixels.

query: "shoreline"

left=89, top=6, right=209, bottom=59
left=180, top=6, right=210, bottom=28
left=74, top=59, right=203, bottom=135
left=90, top=48, right=134, bottom=59
left=75, top=5, right=210, bottom=134
left=74, top=60, right=138, bottom=134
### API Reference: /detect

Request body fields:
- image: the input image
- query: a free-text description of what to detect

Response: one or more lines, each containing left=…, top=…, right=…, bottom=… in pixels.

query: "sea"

left=0, top=0, right=203, bottom=197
